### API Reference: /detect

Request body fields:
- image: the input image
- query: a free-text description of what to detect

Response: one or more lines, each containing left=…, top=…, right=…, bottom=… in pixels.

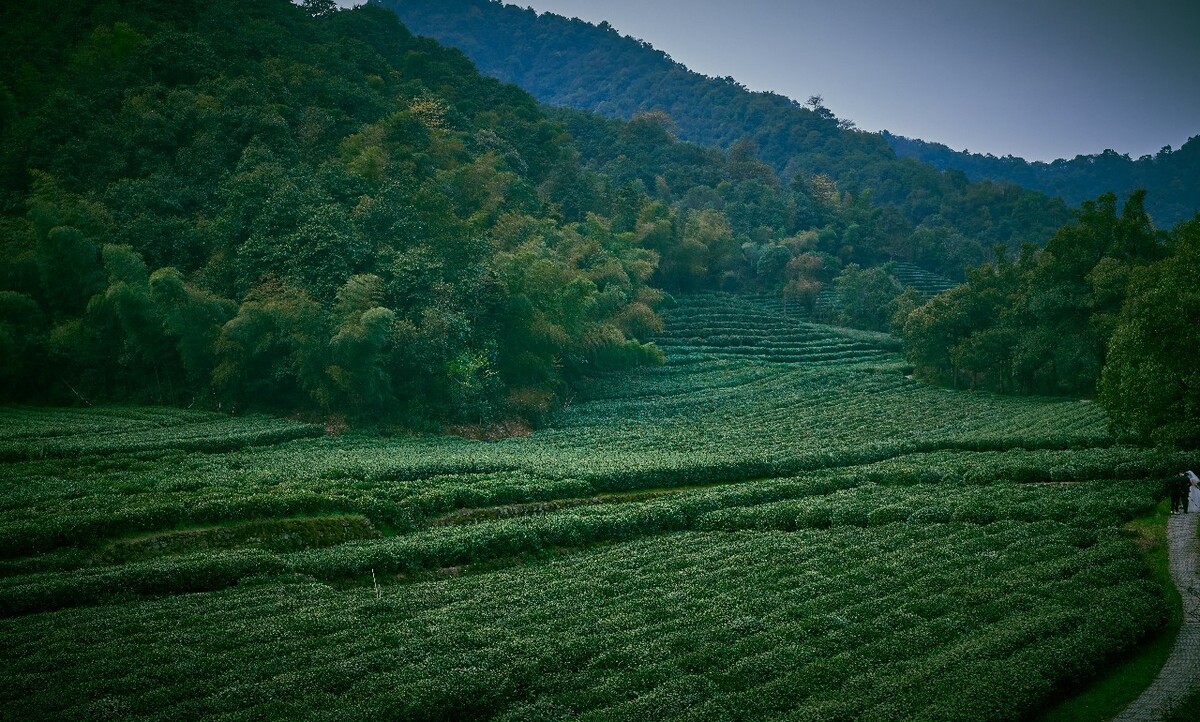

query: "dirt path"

left=1114, top=511, right=1200, bottom=721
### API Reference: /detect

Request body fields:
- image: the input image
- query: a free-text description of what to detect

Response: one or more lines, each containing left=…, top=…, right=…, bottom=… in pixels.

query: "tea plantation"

left=0, top=294, right=1186, bottom=720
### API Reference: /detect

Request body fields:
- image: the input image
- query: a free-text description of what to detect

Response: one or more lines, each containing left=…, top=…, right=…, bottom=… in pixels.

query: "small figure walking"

left=1171, top=473, right=1187, bottom=514
left=1187, top=470, right=1200, bottom=514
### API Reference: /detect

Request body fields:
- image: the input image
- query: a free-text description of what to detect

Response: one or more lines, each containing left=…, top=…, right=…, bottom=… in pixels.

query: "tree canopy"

left=0, top=0, right=666, bottom=423
left=3, top=0, right=1193, bottom=447
left=1099, top=216, right=1200, bottom=446
left=896, top=187, right=1200, bottom=447
left=901, top=192, right=1166, bottom=396
left=384, top=0, right=1072, bottom=273
left=886, top=132, right=1200, bottom=229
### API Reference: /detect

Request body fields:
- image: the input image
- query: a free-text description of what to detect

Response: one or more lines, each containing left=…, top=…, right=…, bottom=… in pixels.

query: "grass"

left=1034, top=498, right=1182, bottom=722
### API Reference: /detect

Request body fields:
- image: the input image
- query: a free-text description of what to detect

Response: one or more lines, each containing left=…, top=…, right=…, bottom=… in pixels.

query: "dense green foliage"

left=897, top=189, right=1199, bottom=445
left=0, top=296, right=1185, bottom=718
left=885, top=132, right=1200, bottom=228
left=384, top=0, right=1072, bottom=275
left=540, top=107, right=969, bottom=328
left=902, top=191, right=1164, bottom=395
left=1, top=1, right=1192, bottom=716
left=1099, top=216, right=1200, bottom=447
left=528, top=108, right=962, bottom=318
left=0, top=0, right=1065, bottom=422
left=0, top=0, right=1044, bottom=422
left=1, top=525, right=1166, bottom=720
left=0, top=0, right=668, bottom=421
left=378, top=0, right=1199, bottom=445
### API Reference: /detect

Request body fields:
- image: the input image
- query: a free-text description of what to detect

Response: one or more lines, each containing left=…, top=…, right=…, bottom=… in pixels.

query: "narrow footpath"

left=1114, top=510, right=1200, bottom=722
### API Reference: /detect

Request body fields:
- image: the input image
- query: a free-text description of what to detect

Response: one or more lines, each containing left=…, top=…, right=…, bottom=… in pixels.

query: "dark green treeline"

left=901, top=191, right=1200, bottom=447
left=0, top=0, right=1058, bottom=424
left=4, top=0, right=1188, bottom=442
left=383, top=0, right=1073, bottom=278
left=885, top=133, right=1200, bottom=228
left=1, top=0, right=669, bottom=423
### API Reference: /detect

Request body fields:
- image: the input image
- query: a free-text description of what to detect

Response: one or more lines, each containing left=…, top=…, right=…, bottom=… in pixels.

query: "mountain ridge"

left=884, top=131, right=1200, bottom=227
left=380, top=0, right=1071, bottom=256
left=383, top=0, right=1196, bottom=228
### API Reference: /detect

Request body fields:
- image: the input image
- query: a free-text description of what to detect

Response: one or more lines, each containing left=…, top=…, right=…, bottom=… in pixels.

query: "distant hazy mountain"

left=380, top=0, right=1070, bottom=254
left=381, top=0, right=1196, bottom=229
left=884, top=133, right=1200, bottom=227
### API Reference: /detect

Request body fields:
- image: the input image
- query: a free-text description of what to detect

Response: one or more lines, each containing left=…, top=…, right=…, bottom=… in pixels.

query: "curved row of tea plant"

left=0, top=406, right=321, bottom=461
left=0, top=523, right=1166, bottom=720
left=0, top=416, right=1174, bottom=561
left=0, top=471, right=1164, bottom=615
left=653, top=293, right=902, bottom=365
left=0, top=292, right=1185, bottom=720
left=889, top=261, right=960, bottom=297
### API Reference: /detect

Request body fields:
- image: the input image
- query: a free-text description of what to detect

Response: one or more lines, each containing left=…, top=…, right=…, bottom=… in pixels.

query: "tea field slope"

left=0, top=293, right=1185, bottom=720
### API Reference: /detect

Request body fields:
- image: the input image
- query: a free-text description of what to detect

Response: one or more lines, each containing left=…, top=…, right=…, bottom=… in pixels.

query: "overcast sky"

left=344, top=0, right=1200, bottom=162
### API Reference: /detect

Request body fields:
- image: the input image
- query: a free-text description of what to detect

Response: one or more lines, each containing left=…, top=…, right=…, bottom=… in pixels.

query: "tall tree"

left=1100, top=216, right=1200, bottom=446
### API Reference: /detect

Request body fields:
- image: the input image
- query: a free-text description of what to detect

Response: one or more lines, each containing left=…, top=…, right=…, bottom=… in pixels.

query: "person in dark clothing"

left=1171, top=473, right=1189, bottom=514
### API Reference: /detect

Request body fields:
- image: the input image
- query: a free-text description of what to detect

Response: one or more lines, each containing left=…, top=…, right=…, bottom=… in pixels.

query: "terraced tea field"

left=889, top=261, right=961, bottom=297
left=652, top=293, right=901, bottom=365
left=0, top=293, right=1185, bottom=720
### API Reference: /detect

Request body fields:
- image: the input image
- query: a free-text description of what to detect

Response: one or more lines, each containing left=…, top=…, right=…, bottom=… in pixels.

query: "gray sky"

left=345, top=1, right=1200, bottom=162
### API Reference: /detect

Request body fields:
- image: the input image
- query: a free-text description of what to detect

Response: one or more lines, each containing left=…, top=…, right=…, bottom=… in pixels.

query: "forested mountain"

left=0, top=0, right=1066, bottom=424
left=380, top=0, right=1200, bottom=446
left=0, top=0, right=671, bottom=422
left=381, top=0, right=1071, bottom=260
left=3, top=0, right=1191, bottom=443
left=885, top=132, right=1200, bottom=228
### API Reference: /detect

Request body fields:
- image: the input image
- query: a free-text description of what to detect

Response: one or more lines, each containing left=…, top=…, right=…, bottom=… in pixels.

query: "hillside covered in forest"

left=1, top=0, right=1196, bottom=444
left=0, top=0, right=1071, bottom=425
left=885, top=132, right=1200, bottom=228
left=0, top=0, right=673, bottom=423
left=382, top=0, right=1071, bottom=259
left=384, top=0, right=1198, bottom=232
